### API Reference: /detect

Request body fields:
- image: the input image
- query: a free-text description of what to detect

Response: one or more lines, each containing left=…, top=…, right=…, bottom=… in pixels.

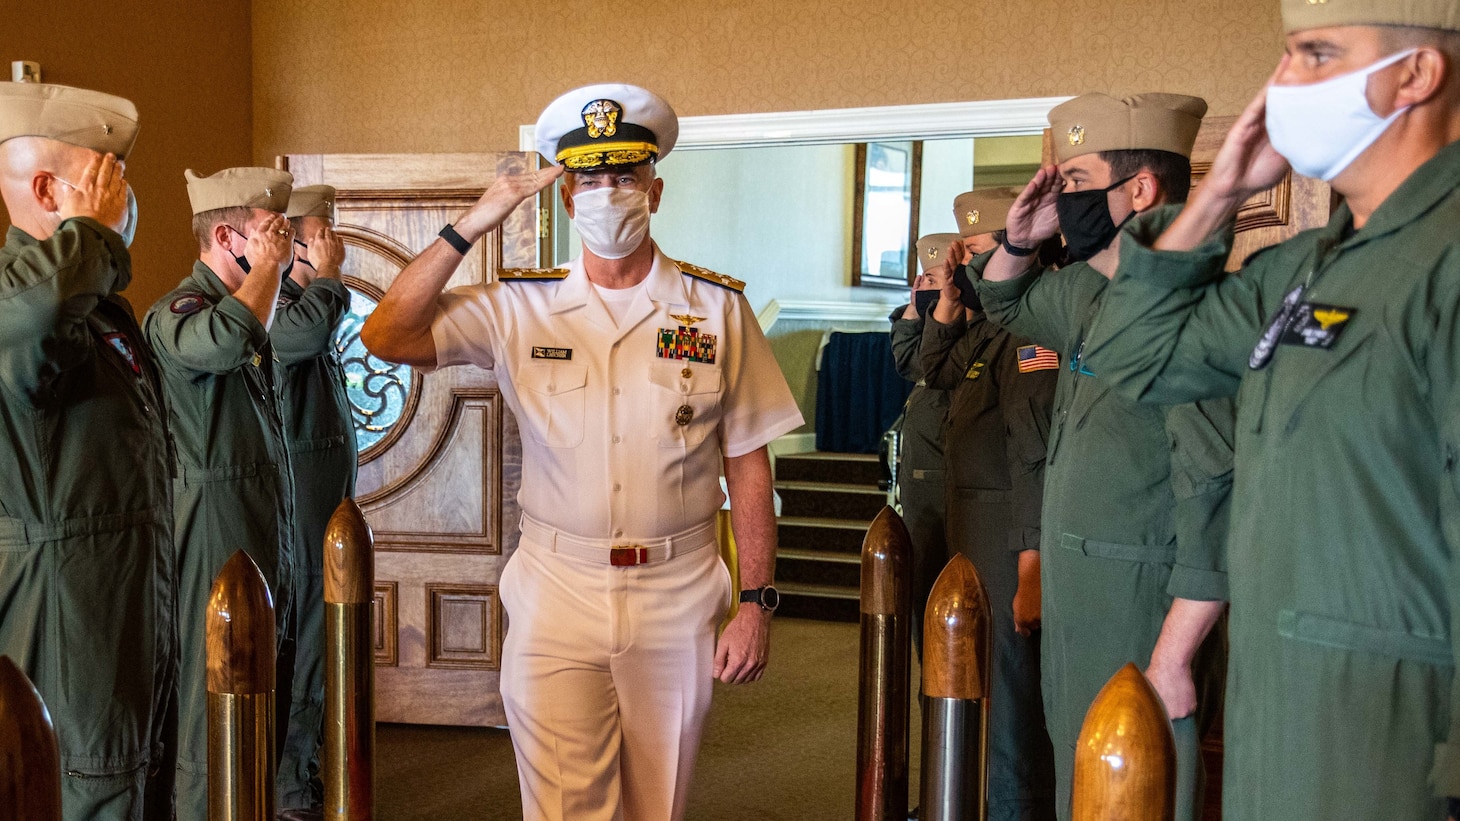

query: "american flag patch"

left=1016, top=345, right=1059, bottom=373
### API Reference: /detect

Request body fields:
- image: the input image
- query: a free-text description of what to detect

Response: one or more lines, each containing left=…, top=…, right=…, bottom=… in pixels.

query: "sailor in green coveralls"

left=1081, top=3, right=1460, bottom=817
left=919, top=185, right=1059, bottom=821
left=0, top=81, right=174, bottom=821
left=974, top=93, right=1234, bottom=821
left=274, top=185, right=358, bottom=820
left=144, top=167, right=297, bottom=821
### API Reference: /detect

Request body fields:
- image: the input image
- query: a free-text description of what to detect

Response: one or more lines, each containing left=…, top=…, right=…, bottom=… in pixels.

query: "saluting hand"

left=455, top=165, right=565, bottom=243
left=1004, top=165, right=1063, bottom=249
left=1199, top=56, right=1292, bottom=205
left=247, top=214, right=294, bottom=277
left=306, top=225, right=346, bottom=280
left=58, top=152, right=129, bottom=231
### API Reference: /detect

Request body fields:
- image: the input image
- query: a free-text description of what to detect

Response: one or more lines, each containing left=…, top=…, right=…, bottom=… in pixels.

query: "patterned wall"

left=252, top=0, right=1284, bottom=162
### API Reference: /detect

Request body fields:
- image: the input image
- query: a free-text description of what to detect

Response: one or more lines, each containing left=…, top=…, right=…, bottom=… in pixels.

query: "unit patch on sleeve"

left=1016, top=345, right=1059, bottom=373
left=532, top=346, right=573, bottom=360
left=656, top=316, right=717, bottom=364
left=102, top=332, right=142, bottom=375
left=1278, top=302, right=1356, bottom=350
left=169, top=294, right=206, bottom=314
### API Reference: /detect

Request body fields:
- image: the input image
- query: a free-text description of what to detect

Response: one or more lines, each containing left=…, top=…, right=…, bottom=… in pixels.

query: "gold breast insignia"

left=671, top=313, right=707, bottom=327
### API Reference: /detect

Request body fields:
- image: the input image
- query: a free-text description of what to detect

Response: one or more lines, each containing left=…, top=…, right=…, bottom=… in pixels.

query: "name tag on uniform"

left=531, top=346, right=572, bottom=360
left=1278, top=302, right=1356, bottom=350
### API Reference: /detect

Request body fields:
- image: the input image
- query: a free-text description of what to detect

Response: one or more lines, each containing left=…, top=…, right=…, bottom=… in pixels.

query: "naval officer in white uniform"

left=361, top=83, right=803, bottom=821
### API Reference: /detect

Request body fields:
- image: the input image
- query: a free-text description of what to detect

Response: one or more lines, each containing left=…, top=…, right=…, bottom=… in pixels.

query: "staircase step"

left=776, top=481, right=889, bottom=521
left=777, top=548, right=861, bottom=588
left=776, top=452, right=885, bottom=486
left=777, top=581, right=860, bottom=622
left=777, top=517, right=870, bottom=554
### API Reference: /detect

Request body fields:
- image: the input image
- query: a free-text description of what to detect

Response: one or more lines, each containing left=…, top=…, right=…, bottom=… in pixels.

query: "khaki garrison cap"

left=952, top=188, right=1020, bottom=238
left=916, top=233, right=962, bottom=273
left=1048, top=93, right=1207, bottom=164
left=285, top=184, right=337, bottom=220
left=1283, top=0, right=1460, bottom=33
left=0, top=83, right=139, bottom=158
left=535, top=83, right=679, bottom=172
left=185, top=167, right=293, bottom=215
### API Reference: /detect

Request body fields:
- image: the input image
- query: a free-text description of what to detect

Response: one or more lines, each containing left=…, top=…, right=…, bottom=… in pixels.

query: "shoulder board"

left=499, top=267, right=569, bottom=282
left=676, top=260, right=744, bottom=293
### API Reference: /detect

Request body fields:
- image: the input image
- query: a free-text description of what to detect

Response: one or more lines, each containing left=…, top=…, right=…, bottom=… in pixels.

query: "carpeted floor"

left=377, top=617, right=925, bottom=820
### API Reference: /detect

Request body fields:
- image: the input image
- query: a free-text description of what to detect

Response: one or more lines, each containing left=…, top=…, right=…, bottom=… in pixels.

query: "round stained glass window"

left=332, top=286, right=416, bottom=458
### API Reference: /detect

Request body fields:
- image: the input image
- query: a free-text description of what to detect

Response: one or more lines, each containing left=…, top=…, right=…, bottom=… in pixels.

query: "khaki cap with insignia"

left=916, top=233, right=962, bottom=273
left=285, top=184, right=337, bottom=220
left=185, top=167, right=293, bottom=215
left=535, top=83, right=679, bottom=172
left=952, top=187, right=1020, bottom=238
left=1048, top=93, right=1208, bottom=164
left=0, top=83, right=139, bottom=158
left=1283, top=0, right=1460, bottom=33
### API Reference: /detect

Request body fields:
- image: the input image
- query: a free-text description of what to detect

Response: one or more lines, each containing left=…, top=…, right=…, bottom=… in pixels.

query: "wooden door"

left=280, top=152, right=542, bottom=726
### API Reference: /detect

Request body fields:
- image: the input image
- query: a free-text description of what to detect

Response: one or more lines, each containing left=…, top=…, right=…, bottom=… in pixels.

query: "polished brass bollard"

left=324, top=498, right=376, bottom=819
left=855, top=506, right=913, bottom=821
left=1072, top=663, right=1176, bottom=821
left=918, top=554, right=992, bottom=821
left=207, top=550, right=277, bottom=821
left=0, top=656, right=61, bottom=820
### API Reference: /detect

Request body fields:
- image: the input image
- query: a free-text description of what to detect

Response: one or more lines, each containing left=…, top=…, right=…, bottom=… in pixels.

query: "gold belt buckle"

left=610, top=545, right=649, bottom=567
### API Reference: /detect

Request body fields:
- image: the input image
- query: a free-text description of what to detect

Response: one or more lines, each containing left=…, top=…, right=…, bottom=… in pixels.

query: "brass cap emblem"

left=582, top=99, right=622, bottom=139
left=102, top=124, right=113, bottom=135
left=966, top=210, right=980, bottom=225
left=1068, top=125, right=1085, bottom=146
left=264, top=187, right=273, bottom=197
left=926, top=246, right=939, bottom=259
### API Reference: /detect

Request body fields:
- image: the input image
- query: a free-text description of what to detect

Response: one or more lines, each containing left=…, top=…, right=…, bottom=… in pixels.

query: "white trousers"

left=499, top=526, right=731, bottom=821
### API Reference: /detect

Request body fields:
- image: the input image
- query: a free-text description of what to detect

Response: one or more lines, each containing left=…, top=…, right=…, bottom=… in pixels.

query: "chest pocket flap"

left=648, top=362, right=723, bottom=447
left=518, top=362, right=589, bottom=448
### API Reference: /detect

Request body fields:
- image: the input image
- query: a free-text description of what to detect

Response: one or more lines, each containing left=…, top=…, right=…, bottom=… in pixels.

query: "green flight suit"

left=0, top=220, right=174, bottom=821
left=890, top=304, right=951, bottom=654
left=976, top=257, right=1232, bottom=821
left=920, top=301, right=1058, bottom=821
left=271, top=275, right=357, bottom=810
left=1081, top=139, right=1460, bottom=821
left=144, top=261, right=296, bottom=821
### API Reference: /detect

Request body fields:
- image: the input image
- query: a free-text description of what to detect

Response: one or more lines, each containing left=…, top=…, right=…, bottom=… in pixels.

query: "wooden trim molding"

left=756, top=299, right=902, bottom=332
left=520, top=97, right=1071, bottom=152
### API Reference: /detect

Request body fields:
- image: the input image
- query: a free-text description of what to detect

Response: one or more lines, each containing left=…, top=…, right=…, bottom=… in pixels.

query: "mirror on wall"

left=546, top=134, right=1042, bottom=304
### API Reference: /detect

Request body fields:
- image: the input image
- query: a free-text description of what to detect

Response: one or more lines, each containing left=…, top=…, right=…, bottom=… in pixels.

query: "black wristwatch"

left=739, top=585, right=780, bottom=613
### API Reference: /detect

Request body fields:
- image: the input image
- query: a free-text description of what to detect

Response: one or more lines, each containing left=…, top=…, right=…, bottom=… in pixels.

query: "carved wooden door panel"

left=280, top=152, right=541, bottom=726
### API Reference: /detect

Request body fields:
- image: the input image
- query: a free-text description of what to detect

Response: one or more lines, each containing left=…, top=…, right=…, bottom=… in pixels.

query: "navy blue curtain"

left=815, top=332, right=912, bottom=454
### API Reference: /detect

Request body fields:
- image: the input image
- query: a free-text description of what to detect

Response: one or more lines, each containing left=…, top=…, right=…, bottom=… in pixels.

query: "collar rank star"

left=658, top=314, right=716, bottom=364
left=1278, top=302, right=1356, bottom=350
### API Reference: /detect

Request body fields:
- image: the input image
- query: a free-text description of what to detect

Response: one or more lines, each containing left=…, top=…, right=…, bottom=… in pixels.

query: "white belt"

left=519, top=514, right=718, bottom=567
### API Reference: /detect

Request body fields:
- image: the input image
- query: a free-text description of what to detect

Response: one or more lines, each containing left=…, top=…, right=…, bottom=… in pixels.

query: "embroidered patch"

left=656, top=323, right=717, bottom=364
left=1278, top=302, right=1357, bottom=350
left=1017, top=345, right=1059, bottom=373
left=965, top=361, right=986, bottom=381
left=170, top=294, right=206, bottom=314
left=532, top=346, right=572, bottom=360
left=102, top=332, right=142, bottom=376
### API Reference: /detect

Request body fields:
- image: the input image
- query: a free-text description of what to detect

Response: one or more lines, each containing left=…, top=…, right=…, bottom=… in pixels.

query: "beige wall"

left=5, top=0, right=254, bottom=314
left=253, top=0, right=1283, bottom=162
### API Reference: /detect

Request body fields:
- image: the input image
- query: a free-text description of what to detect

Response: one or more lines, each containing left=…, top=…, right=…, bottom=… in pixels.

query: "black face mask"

left=226, top=226, right=253, bottom=274
left=913, top=288, right=938, bottom=316
left=1055, top=175, right=1135, bottom=262
left=293, top=238, right=316, bottom=271
left=951, top=264, right=982, bottom=312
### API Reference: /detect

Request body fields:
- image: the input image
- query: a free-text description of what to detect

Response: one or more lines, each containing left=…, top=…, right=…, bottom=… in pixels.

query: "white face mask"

left=1265, top=49, right=1416, bottom=182
left=570, top=186, right=651, bottom=260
